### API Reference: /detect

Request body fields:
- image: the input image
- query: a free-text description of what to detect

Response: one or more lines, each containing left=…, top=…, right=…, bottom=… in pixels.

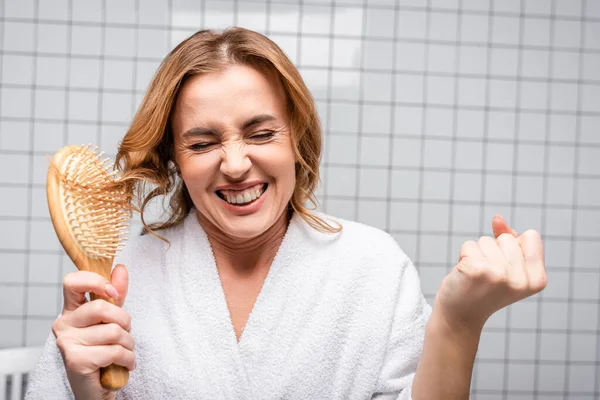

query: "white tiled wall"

left=1, top=0, right=599, bottom=398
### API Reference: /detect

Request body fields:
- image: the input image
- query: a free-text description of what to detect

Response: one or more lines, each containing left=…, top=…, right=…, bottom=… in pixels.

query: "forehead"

left=173, top=64, right=288, bottom=128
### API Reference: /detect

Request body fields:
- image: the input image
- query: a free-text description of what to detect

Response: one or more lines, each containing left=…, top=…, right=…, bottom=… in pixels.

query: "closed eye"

left=249, top=131, right=275, bottom=140
left=189, top=142, right=216, bottom=151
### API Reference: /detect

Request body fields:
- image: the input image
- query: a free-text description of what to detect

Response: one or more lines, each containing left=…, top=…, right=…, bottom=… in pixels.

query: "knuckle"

left=62, top=272, right=76, bottom=289
left=55, top=335, right=68, bottom=352
left=91, top=299, right=108, bottom=316
left=107, top=323, right=123, bottom=342
left=508, top=278, right=528, bottom=292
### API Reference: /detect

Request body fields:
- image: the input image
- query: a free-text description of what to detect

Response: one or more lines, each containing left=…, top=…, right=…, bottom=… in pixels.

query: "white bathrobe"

left=26, top=210, right=431, bottom=399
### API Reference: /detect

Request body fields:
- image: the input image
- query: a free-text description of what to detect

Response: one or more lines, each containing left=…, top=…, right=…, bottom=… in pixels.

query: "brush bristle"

left=59, top=144, right=130, bottom=259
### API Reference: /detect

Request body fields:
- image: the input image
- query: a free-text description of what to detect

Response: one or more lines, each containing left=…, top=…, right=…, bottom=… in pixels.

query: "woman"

left=26, top=28, right=546, bottom=399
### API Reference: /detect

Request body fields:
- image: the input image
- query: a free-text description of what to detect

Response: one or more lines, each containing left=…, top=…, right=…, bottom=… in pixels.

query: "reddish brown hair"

left=115, top=27, right=339, bottom=238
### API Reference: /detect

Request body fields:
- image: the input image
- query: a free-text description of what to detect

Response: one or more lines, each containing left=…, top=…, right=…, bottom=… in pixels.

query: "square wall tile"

left=389, top=201, right=419, bottom=231
left=357, top=200, right=387, bottom=230
left=419, top=203, right=449, bottom=232
left=424, top=108, right=454, bottom=137
left=37, top=23, right=69, bottom=54
left=3, top=22, right=35, bottom=52
left=417, top=234, right=449, bottom=263
left=324, top=198, right=355, bottom=221
left=423, top=139, right=453, bottom=169
left=331, top=70, right=360, bottom=101
left=36, top=56, right=68, bottom=87
left=456, top=109, right=485, bottom=138
left=139, top=0, right=169, bottom=26
left=358, top=168, right=389, bottom=198
left=237, top=2, right=268, bottom=32
left=26, top=318, right=54, bottom=347
left=394, top=106, right=423, bottom=136
left=69, top=58, right=101, bottom=89
left=27, top=286, right=61, bottom=317
left=538, top=365, right=566, bottom=392
left=329, top=102, right=359, bottom=133
left=422, top=171, right=451, bottom=200
left=361, top=104, right=391, bottom=134
left=484, top=173, right=513, bottom=203
left=418, top=266, right=446, bottom=297
left=390, top=170, right=420, bottom=200
left=541, top=301, right=568, bottom=330
left=452, top=172, right=482, bottom=202
left=0, top=253, right=27, bottom=283
left=106, top=0, right=137, bottom=24
left=365, top=7, right=395, bottom=38
left=507, top=363, right=535, bottom=392
left=540, top=332, right=567, bottom=361
left=0, top=285, right=25, bottom=316
left=363, top=73, right=393, bottom=102
left=477, top=330, right=506, bottom=359
left=269, top=4, right=300, bottom=33
left=327, top=134, right=358, bottom=165
left=326, top=166, right=356, bottom=196
left=0, top=318, right=23, bottom=347
left=28, top=253, right=62, bottom=284
left=1, top=87, right=32, bottom=119
left=0, top=187, right=28, bottom=218
left=508, top=332, right=537, bottom=361
left=1, top=55, right=34, bottom=85
left=332, top=38, right=362, bottom=68
left=137, top=28, right=170, bottom=58
left=360, top=136, right=390, bottom=167
left=454, top=141, right=484, bottom=170
left=508, top=299, right=538, bottom=329
left=392, top=137, right=422, bottom=167
left=451, top=204, right=481, bottom=234
left=0, top=154, right=30, bottom=185
left=333, top=6, right=364, bottom=36
left=301, top=4, right=331, bottom=35
left=396, top=42, right=426, bottom=72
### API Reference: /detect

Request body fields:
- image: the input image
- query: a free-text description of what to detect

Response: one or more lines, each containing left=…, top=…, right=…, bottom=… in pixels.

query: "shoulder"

left=298, top=212, right=412, bottom=274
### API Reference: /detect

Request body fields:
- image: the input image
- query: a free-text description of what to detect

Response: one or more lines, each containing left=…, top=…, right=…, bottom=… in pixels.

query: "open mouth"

left=216, top=183, right=267, bottom=206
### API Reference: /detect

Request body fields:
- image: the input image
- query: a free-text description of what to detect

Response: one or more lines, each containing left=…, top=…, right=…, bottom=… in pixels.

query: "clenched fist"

left=435, top=215, right=547, bottom=333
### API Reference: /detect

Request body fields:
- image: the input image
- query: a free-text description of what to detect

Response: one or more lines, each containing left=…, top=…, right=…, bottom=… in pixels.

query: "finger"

left=458, top=240, right=484, bottom=262
left=69, top=344, right=136, bottom=372
left=518, top=230, right=547, bottom=291
left=63, top=271, right=119, bottom=313
left=477, top=236, right=507, bottom=265
left=110, top=264, right=129, bottom=308
left=492, top=215, right=518, bottom=239
left=73, top=323, right=135, bottom=351
left=64, top=299, right=132, bottom=331
left=496, top=233, right=525, bottom=277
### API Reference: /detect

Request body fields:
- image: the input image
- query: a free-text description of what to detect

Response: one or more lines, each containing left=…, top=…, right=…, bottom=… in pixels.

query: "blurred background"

left=0, top=0, right=599, bottom=398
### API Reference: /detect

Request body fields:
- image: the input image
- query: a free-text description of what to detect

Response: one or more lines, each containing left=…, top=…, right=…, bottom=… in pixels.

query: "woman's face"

left=171, top=64, right=296, bottom=239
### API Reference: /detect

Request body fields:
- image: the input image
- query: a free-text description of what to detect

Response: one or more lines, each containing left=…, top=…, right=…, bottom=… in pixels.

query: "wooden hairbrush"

left=46, top=144, right=132, bottom=391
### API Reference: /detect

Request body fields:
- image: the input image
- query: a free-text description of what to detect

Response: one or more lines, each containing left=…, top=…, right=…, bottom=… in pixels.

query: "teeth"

left=222, top=185, right=265, bottom=205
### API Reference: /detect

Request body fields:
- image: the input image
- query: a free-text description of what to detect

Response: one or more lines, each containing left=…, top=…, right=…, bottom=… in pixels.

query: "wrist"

left=428, top=305, right=485, bottom=344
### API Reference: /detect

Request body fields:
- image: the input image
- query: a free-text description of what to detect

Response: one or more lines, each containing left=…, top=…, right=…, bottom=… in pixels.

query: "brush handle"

left=89, top=292, right=130, bottom=391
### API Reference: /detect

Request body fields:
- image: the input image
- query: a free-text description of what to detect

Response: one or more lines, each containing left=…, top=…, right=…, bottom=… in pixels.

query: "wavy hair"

left=115, top=27, right=340, bottom=240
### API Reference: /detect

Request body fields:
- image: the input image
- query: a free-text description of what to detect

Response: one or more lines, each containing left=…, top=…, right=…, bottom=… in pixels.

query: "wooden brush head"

left=47, top=144, right=131, bottom=268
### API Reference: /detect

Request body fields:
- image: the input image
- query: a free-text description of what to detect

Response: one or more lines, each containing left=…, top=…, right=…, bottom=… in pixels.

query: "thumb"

left=110, top=264, right=129, bottom=308
left=492, top=215, right=518, bottom=239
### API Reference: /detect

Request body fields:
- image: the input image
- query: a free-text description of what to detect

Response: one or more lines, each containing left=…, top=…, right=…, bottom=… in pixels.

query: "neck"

left=196, top=208, right=291, bottom=275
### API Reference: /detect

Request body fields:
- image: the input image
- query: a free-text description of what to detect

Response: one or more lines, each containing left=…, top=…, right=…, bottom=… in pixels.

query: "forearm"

left=411, top=308, right=483, bottom=400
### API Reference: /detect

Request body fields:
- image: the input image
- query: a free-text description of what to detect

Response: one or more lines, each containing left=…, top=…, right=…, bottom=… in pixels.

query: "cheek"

left=179, top=154, right=219, bottom=190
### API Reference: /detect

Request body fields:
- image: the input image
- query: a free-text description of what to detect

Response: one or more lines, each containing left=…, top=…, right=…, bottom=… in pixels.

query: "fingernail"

left=105, top=284, right=118, bottom=299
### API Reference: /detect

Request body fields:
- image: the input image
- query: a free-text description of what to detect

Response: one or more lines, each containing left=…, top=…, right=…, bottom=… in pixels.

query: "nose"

left=220, top=140, right=251, bottom=179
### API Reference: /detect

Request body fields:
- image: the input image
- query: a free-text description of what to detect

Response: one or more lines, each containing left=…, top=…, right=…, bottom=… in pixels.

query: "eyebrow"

left=181, top=114, right=278, bottom=139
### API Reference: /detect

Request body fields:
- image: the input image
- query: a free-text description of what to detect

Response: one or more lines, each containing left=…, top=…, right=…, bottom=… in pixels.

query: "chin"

left=219, top=215, right=275, bottom=239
